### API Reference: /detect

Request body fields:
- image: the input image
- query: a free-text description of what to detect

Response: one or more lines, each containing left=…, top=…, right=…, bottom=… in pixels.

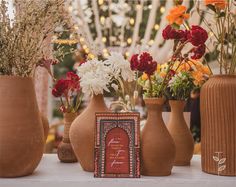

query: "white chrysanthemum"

left=104, top=52, right=135, bottom=82
left=77, top=58, right=112, bottom=96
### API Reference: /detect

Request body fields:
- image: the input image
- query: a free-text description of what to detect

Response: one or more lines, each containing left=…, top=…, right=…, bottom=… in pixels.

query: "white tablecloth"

left=1, top=154, right=235, bottom=187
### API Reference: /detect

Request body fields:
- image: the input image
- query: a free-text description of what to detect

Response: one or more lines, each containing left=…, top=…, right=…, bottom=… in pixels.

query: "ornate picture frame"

left=94, top=112, right=140, bottom=178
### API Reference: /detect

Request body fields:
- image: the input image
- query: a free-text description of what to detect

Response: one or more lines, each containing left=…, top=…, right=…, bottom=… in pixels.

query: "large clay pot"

left=57, top=113, right=77, bottom=163
left=201, top=75, right=236, bottom=176
left=167, top=100, right=194, bottom=166
left=40, top=113, right=49, bottom=142
left=0, top=76, right=44, bottom=177
left=141, top=98, right=175, bottom=176
left=70, top=94, right=109, bottom=172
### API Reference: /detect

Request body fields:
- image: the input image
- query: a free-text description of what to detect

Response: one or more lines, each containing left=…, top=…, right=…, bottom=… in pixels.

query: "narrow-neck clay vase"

left=167, top=100, right=194, bottom=166
left=57, top=112, right=77, bottom=163
left=141, top=98, right=175, bottom=176
left=70, top=94, right=109, bottom=172
left=0, top=76, right=44, bottom=177
left=201, top=75, right=236, bottom=176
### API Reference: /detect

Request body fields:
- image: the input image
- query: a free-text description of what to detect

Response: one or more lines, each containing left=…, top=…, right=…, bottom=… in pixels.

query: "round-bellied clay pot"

left=201, top=75, right=236, bottom=176
left=167, top=100, right=194, bottom=166
left=70, top=94, right=109, bottom=172
left=57, top=112, right=77, bottom=163
left=141, top=98, right=175, bottom=176
left=0, top=76, right=44, bottom=178
left=40, top=113, right=49, bottom=142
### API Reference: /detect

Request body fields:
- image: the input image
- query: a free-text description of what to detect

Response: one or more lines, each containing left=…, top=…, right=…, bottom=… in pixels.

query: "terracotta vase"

left=0, top=76, right=44, bottom=178
left=141, top=98, right=175, bottom=176
left=167, top=100, right=194, bottom=166
left=40, top=113, right=49, bottom=142
left=57, top=113, right=77, bottom=163
left=201, top=75, right=236, bottom=176
left=70, top=94, right=109, bottom=172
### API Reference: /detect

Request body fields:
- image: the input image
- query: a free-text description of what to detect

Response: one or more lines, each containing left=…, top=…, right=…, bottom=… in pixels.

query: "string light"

left=154, top=24, right=160, bottom=30
left=88, top=53, right=95, bottom=59
left=127, top=38, right=132, bottom=44
left=98, top=0, right=104, bottom=5
left=136, top=4, right=141, bottom=10
left=68, top=6, right=73, bottom=13
left=85, top=48, right=90, bottom=53
left=100, top=16, right=105, bottom=25
left=103, top=48, right=108, bottom=53
left=82, top=44, right=88, bottom=49
left=79, top=37, right=85, bottom=43
left=148, top=40, right=154, bottom=46
left=148, top=5, right=152, bottom=9
left=160, top=7, right=165, bottom=13
left=73, top=25, right=79, bottom=30
left=125, top=52, right=130, bottom=58
left=129, top=18, right=135, bottom=25
left=102, top=37, right=107, bottom=43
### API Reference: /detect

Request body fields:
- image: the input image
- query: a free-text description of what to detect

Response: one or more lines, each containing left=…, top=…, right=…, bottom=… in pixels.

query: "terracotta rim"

left=210, top=74, right=236, bottom=79
left=168, top=100, right=186, bottom=104
left=144, top=97, right=166, bottom=105
left=0, top=75, right=33, bottom=80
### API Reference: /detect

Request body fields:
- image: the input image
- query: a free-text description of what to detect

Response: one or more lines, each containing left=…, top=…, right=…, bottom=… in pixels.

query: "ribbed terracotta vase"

left=0, top=76, right=44, bottom=178
left=57, top=113, right=77, bottom=163
left=167, top=100, right=194, bottom=166
left=141, top=98, right=175, bottom=176
left=70, top=94, right=109, bottom=172
left=201, top=75, right=236, bottom=176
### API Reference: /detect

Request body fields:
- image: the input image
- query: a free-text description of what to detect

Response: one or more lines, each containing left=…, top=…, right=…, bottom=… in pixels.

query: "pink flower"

left=188, top=25, right=208, bottom=46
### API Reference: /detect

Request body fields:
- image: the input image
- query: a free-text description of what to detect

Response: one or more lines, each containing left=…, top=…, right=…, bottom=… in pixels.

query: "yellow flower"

left=166, top=5, right=190, bottom=25
left=191, top=71, right=204, bottom=86
left=156, top=64, right=161, bottom=73
left=160, top=72, right=167, bottom=78
left=142, top=73, right=149, bottom=81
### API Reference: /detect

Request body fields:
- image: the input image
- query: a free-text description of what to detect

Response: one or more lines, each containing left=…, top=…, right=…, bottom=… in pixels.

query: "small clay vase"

left=57, top=113, right=77, bottom=163
left=201, top=75, right=236, bottom=176
left=141, top=98, right=175, bottom=176
left=167, top=100, right=194, bottom=166
left=0, top=76, right=44, bottom=177
left=70, top=94, right=109, bottom=172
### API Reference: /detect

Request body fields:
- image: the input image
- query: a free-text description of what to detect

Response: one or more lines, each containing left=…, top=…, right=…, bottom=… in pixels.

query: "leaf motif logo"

left=218, top=158, right=226, bottom=164
left=213, top=156, right=219, bottom=162
left=218, top=165, right=226, bottom=172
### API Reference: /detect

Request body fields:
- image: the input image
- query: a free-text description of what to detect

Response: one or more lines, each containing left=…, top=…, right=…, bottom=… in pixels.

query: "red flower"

left=188, top=25, right=208, bottom=46
left=130, top=52, right=157, bottom=76
left=162, top=25, right=188, bottom=42
left=191, top=44, right=206, bottom=59
left=130, top=54, right=139, bottom=71
left=52, top=79, right=70, bottom=97
left=66, top=72, right=81, bottom=92
left=145, top=60, right=157, bottom=76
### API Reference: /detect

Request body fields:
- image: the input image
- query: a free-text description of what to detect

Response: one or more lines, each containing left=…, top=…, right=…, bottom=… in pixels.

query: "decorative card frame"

left=94, top=112, right=140, bottom=178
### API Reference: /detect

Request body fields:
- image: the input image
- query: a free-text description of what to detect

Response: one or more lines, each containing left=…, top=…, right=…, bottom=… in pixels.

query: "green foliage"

left=168, top=72, right=195, bottom=100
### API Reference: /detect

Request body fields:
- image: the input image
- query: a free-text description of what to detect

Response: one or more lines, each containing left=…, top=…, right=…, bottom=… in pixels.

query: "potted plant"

left=0, top=0, right=64, bottom=177
left=162, top=1, right=210, bottom=166
left=130, top=52, right=176, bottom=176
left=197, top=0, right=236, bottom=176
left=70, top=52, right=135, bottom=172
left=52, top=72, right=82, bottom=163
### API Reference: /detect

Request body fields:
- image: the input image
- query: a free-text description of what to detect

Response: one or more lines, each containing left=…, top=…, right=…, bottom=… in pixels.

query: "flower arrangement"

left=130, top=52, right=162, bottom=98
left=0, top=0, right=65, bottom=77
left=160, top=1, right=210, bottom=100
left=77, top=52, right=135, bottom=97
left=52, top=72, right=82, bottom=113
left=197, top=0, right=236, bottom=74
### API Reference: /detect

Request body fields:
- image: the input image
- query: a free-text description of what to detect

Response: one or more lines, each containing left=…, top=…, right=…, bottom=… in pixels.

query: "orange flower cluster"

left=205, top=0, right=228, bottom=9
left=166, top=5, right=190, bottom=25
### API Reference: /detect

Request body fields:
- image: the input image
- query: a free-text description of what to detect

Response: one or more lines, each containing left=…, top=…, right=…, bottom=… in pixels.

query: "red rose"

left=130, top=54, right=139, bottom=71
left=52, top=79, right=70, bottom=97
left=188, top=25, right=208, bottom=46
left=191, top=44, right=206, bottom=59
left=162, top=25, right=188, bottom=42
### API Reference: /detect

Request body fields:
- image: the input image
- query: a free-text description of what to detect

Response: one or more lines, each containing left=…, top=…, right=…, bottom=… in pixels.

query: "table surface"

left=1, top=154, right=235, bottom=187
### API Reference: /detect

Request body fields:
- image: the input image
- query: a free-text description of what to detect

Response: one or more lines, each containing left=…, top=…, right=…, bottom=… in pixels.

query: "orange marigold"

left=205, top=0, right=227, bottom=9
left=166, top=5, right=190, bottom=25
